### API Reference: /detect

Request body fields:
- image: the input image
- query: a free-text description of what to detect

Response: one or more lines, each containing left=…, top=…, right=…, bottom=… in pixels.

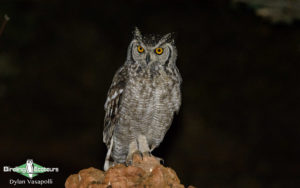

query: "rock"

left=65, top=154, right=190, bottom=188
left=65, top=167, right=105, bottom=188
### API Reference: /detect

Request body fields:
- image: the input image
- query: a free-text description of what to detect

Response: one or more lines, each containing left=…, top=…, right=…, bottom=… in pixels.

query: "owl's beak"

left=146, top=54, right=150, bottom=64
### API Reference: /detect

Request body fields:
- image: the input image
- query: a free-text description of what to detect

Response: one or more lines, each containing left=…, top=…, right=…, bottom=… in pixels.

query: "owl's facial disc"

left=131, top=41, right=171, bottom=65
left=131, top=41, right=147, bottom=62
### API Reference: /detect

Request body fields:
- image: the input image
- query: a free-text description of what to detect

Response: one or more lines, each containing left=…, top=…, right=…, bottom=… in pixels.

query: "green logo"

left=3, top=159, right=59, bottom=179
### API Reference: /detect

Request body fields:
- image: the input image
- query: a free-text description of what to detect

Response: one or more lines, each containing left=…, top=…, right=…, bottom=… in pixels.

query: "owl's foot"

left=141, top=151, right=151, bottom=158
left=126, top=150, right=142, bottom=166
left=126, top=140, right=139, bottom=166
left=140, top=151, right=163, bottom=163
left=125, top=158, right=132, bottom=166
left=141, top=152, right=163, bottom=164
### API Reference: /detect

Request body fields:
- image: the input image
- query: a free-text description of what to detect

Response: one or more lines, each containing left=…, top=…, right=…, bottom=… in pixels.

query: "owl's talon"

left=126, top=150, right=142, bottom=166
left=125, top=159, right=133, bottom=166
left=133, top=150, right=143, bottom=158
left=141, top=151, right=151, bottom=158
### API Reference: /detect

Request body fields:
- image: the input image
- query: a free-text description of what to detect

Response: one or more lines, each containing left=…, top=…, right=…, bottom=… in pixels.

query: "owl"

left=26, top=159, right=34, bottom=179
left=103, top=27, right=182, bottom=171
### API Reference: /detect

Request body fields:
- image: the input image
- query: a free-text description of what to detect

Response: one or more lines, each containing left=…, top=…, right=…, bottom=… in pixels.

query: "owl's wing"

left=103, top=66, right=128, bottom=146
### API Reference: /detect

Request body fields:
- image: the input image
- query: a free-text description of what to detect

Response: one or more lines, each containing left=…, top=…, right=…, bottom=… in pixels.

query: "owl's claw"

left=140, top=151, right=164, bottom=164
left=126, top=151, right=164, bottom=166
left=141, top=151, right=151, bottom=159
left=125, top=158, right=132, bottom=166
left=126, top=150, right=142, bottom=166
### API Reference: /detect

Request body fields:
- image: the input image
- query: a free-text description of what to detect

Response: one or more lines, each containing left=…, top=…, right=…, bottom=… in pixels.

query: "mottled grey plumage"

left=103, top=28, right=182, bottom=171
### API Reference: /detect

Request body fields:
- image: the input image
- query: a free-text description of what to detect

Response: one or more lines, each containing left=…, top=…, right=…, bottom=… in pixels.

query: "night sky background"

left=0, top=0, right=299, bottom=187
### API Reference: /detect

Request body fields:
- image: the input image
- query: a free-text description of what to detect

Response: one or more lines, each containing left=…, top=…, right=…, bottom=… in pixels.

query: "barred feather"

left=103, top=66, right=128, bottom=146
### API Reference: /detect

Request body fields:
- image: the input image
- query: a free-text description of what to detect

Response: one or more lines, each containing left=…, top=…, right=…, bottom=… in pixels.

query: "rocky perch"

left=65, top=154, right=194, bottom=188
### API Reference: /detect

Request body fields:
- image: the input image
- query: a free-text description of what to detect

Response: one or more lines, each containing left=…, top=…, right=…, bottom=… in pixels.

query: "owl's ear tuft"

left=133, top=27, right=142, bottom=40
left=160, top=32, right=175, bottom=44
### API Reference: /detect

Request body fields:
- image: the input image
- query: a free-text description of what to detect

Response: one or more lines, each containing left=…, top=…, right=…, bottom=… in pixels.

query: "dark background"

left=0, top=0, right=299, bottom=187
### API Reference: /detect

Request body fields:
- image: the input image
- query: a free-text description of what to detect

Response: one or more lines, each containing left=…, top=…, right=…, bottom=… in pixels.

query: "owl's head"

left=126, top=27, right=177, bottom=66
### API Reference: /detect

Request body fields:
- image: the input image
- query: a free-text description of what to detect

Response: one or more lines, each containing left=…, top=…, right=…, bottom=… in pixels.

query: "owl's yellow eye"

left=137, top=46, right=144, bottom=53
left=155, top=48, right=163, bottom=55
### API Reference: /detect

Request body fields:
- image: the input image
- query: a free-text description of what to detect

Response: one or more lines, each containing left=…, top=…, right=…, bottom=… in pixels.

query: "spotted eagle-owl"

left=103, top=27, right=182, bottom=171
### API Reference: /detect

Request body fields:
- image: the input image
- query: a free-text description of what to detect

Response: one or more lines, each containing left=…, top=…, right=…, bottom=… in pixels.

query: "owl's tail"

left=104, top=137, right=114, bottom=171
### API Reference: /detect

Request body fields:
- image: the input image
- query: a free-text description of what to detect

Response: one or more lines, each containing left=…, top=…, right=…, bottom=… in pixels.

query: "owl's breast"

left=126, top=74, right=174, bottom=108
left=118, top=72, right=180, bottom=135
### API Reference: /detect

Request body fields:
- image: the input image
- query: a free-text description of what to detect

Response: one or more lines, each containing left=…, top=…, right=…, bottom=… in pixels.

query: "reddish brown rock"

left=65, top=167, right=105, bottom=188
left=65, top=154, right=190, bottom=188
